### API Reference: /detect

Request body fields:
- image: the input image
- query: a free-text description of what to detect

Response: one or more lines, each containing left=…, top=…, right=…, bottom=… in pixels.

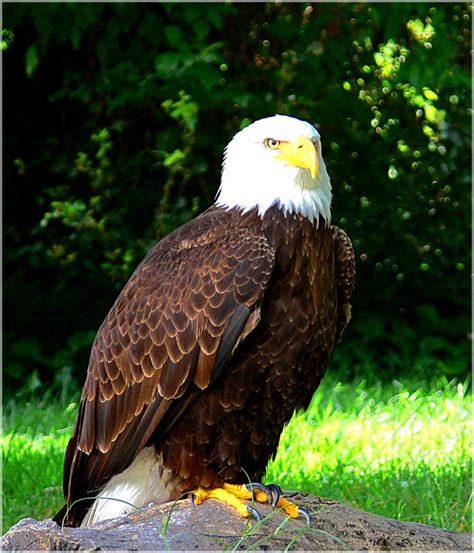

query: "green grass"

left=2, top=376, right=471, bottom=534
left=266, top=376, right=472, bottom=533
left=2, top=394, right=79, bottom=532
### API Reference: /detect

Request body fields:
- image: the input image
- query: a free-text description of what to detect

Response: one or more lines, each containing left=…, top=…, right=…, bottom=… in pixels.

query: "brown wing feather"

left=332, top=225, right=356, bottom=340
left=59, top=208, right=275, bottom=525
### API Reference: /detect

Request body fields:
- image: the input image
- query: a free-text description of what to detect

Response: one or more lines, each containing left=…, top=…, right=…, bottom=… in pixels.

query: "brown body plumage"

left=55, top=204, right=354, bottom=527
left=54, top=114, right=355, bottom=527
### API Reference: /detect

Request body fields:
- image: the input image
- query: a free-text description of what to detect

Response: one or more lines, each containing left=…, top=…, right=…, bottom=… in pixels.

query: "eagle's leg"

left=262, top=482, right=311, bottom=523
left=189, top=482, right=310, bottom=523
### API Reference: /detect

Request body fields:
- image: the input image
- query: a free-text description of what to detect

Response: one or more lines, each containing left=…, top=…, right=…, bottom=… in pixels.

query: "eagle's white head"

left=216, top=114, right=332, bottom=224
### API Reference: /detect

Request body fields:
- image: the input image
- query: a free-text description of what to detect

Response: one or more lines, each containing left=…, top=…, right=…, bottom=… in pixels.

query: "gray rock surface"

left=2, top=492, right=472, bottom=551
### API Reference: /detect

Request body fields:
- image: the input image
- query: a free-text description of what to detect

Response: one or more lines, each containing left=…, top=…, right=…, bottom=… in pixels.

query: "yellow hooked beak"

left=274, top=135, right=319, bottom=179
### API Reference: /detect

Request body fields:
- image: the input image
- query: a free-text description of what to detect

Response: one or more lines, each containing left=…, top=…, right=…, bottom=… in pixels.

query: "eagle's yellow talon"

left=188, top=482, right=305, bottom=522
left=188, top=483, right=271, bottom=519
left=222, top=483, right=253, bottom=500
left=189, top=485, right=252, bottom=518
left=253, top=489, right=270, bottom=503
left=275, top=495, right=300, bottom=518
left=189, top=488, right=208, bottom=506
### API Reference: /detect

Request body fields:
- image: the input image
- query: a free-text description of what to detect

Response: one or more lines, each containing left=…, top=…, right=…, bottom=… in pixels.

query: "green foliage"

left=2, top=377, right=471, bottom=532
left=3, top=3, right=471, bottom=390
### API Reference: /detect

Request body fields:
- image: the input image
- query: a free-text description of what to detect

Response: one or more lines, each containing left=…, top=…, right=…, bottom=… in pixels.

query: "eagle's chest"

left=260, top=216, right=337, bottom=356
left=221, top=216, right=337, bottom=419
left=212, top=218, right=338, bottom=478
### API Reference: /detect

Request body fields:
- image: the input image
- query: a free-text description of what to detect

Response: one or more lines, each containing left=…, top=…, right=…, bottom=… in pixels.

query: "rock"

left=2, top=492, right=471, bottom=551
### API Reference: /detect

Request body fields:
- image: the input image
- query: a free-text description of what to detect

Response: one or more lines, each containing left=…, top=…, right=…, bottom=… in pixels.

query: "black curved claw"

left=266, top=483, right=283, bottom=507
left=298, top=506, right=312, bottom=526
left=245, top=482, right=273, bottom=504
left=190, top=493, right=196, bottom=508
left=247, top=504, right=262, bottom=522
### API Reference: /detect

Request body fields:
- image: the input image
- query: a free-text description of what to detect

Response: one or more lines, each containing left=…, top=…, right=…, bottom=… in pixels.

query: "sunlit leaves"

left=1, top=28, right=15, bottom=50
left=422, top=88, right=438, bottom=101
left=161, top=149, right=186, bottom=168
left=407, top=17, right=435, bottom=44
left=388, top=165, right=399, bottom=180
left=161, top=90, right=199, bottom=131
left=373, top=40, right=408, bottom=79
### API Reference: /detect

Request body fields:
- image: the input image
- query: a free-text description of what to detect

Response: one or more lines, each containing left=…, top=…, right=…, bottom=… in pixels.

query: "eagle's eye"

left=263, top=138, right=281, bottom=149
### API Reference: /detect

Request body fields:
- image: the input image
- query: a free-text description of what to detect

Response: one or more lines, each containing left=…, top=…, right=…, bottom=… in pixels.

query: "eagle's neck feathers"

left=216, top=172, right=332, bottom=226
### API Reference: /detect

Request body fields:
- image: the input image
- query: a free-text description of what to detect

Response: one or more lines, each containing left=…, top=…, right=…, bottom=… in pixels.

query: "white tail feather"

left=81, top=447, right=175, bottom=527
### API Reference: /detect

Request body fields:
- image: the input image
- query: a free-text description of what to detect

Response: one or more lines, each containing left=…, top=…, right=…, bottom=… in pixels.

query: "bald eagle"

left=54, top=115, right=355, bottom=527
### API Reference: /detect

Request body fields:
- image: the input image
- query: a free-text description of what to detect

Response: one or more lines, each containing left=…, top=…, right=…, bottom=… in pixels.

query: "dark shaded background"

left=3, top=3, right=471, bottom=396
